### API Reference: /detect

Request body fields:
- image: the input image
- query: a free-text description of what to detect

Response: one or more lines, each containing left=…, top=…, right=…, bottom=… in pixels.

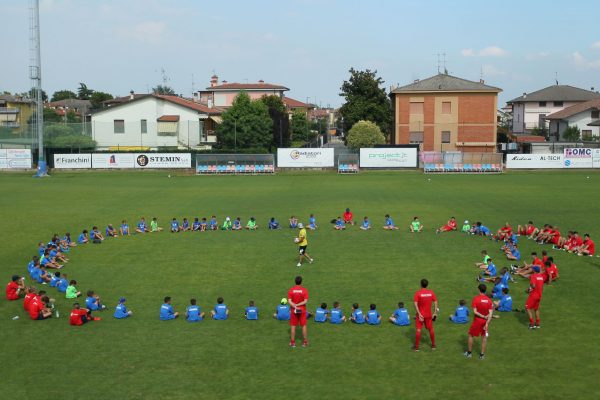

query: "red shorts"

left=525, top=293, right=541, bottom=311
left=289, top=309, right=307, bottom=326
left=441, top=225, right=453, bottom=232
left=526, top=226, right=535, bottom=235
left=415, top=316, right=433, bottom=330
left=468, top=317, right=488, bottom=337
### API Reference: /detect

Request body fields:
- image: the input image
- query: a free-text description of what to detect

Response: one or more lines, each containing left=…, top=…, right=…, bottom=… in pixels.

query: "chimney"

left=222, top=80, right=228, bottom=84
left=413, top=79, right=419, bottom=83
left=523, top=92, right=527, bottom=99
left=129, top=90, right=134, bottom=100
left=480, top=79, right=485, bottom=84
left=210, top=74, right=218, bottom=87
left=258, top=79, right=264, bottom=84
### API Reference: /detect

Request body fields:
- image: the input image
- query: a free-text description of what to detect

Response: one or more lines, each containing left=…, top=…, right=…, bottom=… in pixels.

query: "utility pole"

left=29, top=0, right=44, bottom=166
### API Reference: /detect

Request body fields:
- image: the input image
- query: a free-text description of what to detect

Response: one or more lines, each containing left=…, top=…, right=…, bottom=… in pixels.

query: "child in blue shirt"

left=85, top=290, right=107, bottom=311
left=50, top=271, right=60, bottom=288
left=273, top=298, right=290, bottom=321
left=160, top=296, right=179, bottom=320
left=383, top=214, right=399, bottom=230
left=245, top=300, right=259, bottom=320
left=170, top=218, right=180, bottom=233
left=192, top=217, right=201, bottom=231
left=308, top=214, right=317, bottom=230
left=209, top=216, right=218, bottom=231
left=334, top=217, right=346, bottom=230
left=479, top=258, right=497, bottom=281
left=268, top=218, right=280, bottom=230
left=289, top=216, right=298, bottom=229
left=181, top=218, right=190, bottom=231
left=314, top=303, right=329, bottom=323
left=186, top=298, right=204, bottom=322
left=494, top=288, right=513, bottom=313
left=114, top=298, right=133, bottom=319
left=366, top=303, right=381, bottom=325
left=389, top=302, right=410, bottom=326
left=350, top=303, right=366, bottom=324
left=211, top=297, right=228, bottom=320
left=491, top=277, right=507, bottom=299
left=77, top=230, right=89, bottom=244
left=330, top=301, right=346, bottom=323
left=449, top=299, right=469, bottom=324
left=57, top=273, right=69, bottom=293
left=360, top=217, right=371, bottom=230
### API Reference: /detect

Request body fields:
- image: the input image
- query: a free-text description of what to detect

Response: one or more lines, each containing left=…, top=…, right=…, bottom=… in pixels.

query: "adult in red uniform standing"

left=464, top=284, right=493, bottom=360
left=413, top=278, right=438, bottom=351
left=525, top=266, right=545, bottom=329
left=288, top=275, right=309, bottom=348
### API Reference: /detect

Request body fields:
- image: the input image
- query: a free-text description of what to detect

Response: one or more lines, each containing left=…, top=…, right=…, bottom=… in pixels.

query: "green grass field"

left=1, top=170, right=599, bottom=400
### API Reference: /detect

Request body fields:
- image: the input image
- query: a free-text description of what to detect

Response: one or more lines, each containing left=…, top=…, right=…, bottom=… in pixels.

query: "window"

left=553, top=101, right=563, bottom=107
left=591, top=110, right=599, bottom=119
left=539, top=101, right=547, bottom=107
left=582, top=129, right=592, bottom=137
left=141, top=119, right=147, bottom=134
left=441, top=131, right=451, bottom=143
left=409, top=102, right=424, bottom=114
left=114, top=119, right=124, bottom=134
left=409, top=131, right=424, bottom=143
left=442, top=102, right=451, bottom=114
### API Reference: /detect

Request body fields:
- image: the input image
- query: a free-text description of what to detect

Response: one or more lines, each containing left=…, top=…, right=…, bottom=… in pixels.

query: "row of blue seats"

left=196, top=164, right=275, bottom=173
left=338, top=164, right=359, bottom=173
left=423, top=163, right=502, bottom=173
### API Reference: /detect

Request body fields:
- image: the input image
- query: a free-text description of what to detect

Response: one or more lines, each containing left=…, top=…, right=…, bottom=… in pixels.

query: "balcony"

left=0, top=122, right=21, bottom=128
left=0, top=107, right=20, bottom=114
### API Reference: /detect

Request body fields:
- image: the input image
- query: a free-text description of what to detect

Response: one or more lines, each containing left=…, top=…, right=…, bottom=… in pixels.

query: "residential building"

left=283, top=96, right=313, bottom=114
left=91, top=94, right=222, bottom=150
left=507, top=84, right=600, bottom=134
left=545, top=99, right=600, bottom=140
left=0, top=94, right=34, bottom=135
left=390, top=73, right=501, bottom=152
left=195, top=75, right=289, bottom=108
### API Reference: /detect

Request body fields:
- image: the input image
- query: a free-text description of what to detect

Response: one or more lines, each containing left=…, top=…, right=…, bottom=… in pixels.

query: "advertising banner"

left=53, top=154, right=92, bottom=169
left=0, top=149, right=32, bottom=169
left=593, top=149, right=600, bottom=168
left=360, top=148, right=418, bottom=168
left=505, top=154, right=563, bottom=169
left=277, top=148, right=334, bottom=167
left=563, top=148, right=593, bottom=168
left=92, top=153, right=135, bottom=169
left=133, top=153, right=191, bottom=169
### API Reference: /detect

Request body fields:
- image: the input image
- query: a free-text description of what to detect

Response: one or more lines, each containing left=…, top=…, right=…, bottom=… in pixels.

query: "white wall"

left=555, top=110, right=600, bottom=139
left=522, top=101, right=579, bottom=130
left=91, top=97, right=205, bottom=149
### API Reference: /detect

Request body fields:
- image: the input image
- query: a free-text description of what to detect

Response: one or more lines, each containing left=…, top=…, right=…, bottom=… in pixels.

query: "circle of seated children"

left=5, top=216, right=591, bottom=333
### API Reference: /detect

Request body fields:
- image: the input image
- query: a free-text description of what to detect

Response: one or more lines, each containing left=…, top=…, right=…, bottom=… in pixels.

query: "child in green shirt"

left=66, top=280, right=81, bottom=299
left=461, top=220, right=471, bottom=233
left=245, top=217, right=257, bottom=230
left=150, top=217, right=163, bottom=232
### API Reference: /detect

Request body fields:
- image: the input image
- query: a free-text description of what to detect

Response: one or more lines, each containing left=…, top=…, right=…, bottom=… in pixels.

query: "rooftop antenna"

left=191, top=73, right=195, bottom=95
left=555, top=72, right=559, bottom=85
left=160, top=67, right=170, bottom=86
left=443, top=52, right=448, bottom=75
left=480, top=65, right=484, bottom=81
left=29, top=0, right=46, bottom=175
left=436, top=53, right=441, bottom=74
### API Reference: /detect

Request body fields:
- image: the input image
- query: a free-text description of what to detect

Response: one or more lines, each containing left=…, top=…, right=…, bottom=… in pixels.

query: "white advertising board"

left=505, top=154, right=563, bottom=169
left=360, top=148, right=418, bottom=168
left=277, top=148, right=334, bottom=167
left=53, top=154, right=92, bottom=169
left=593, top=149, right=600, bottom=168
left=92, top=153, right=135, bottom=169
left=133, top=153, right=191, bottom=169
left=0, top=149, right=32, bottom=169
left=563, top=148, right=593, bottom=168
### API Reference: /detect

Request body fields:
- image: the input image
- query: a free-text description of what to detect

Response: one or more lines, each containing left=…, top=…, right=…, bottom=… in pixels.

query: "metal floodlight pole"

left=30, top=0, right=44, bottom=162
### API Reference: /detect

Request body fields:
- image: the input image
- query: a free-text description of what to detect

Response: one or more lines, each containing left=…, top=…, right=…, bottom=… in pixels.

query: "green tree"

left=152, top=85, right=176, bottom=95
left=51, top=90, right=77, bottom=102
left=28, top=88, right=48, bottom=102
left=77, top=83, right=93, bottom=100
left=290, top=110, right=309, bottom=142
left=259, top=95, right=290, bottom=148
left=346, top=120, right=386, bottom=150
left=44, top=124, right=95, bottom=148
left=562, top=125, right=581, bottom=141
left=41, top=108, right=63, bottom=123
left=530, top=126, right=547, bottom=137
left=90, top=91, right=113, bottom=109
left=339, top=68, right=392, bottom=135
left=216, top=92, right=273, bottom=151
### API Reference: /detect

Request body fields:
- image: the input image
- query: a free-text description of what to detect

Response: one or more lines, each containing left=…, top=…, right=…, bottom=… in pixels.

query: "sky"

left=2, top=0, right=600, bottom=107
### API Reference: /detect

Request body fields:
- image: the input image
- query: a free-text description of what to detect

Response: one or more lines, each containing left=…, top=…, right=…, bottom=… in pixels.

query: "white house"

left=91, top=94, right=222, bottom=150
left=546, top=99, right=600, bottom=140
left=507, top=84, right=600, bottom=136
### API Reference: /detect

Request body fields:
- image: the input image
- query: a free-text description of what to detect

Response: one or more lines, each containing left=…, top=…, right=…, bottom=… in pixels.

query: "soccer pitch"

left=1, top=170, right=598, bottom=400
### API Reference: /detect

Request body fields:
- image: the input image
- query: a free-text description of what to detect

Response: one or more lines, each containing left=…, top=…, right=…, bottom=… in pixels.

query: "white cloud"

left=117, top=21, right=167, bottom=45
left=461, top=46, right=508, bottom=57
left=571, top=51, right=600, bottom=69
left=591, top=41, right=600, bottom=49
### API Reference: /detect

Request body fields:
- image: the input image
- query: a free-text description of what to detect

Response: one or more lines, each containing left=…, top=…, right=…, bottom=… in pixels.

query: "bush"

left=346, top=120, right=386, bottom=150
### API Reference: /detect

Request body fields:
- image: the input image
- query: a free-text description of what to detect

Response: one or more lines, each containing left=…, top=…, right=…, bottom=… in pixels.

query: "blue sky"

left=2, top=0, right=600, bottom=107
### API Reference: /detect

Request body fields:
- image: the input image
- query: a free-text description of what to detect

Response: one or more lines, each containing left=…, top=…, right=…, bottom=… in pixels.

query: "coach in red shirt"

left=413, top=278, right=438, bottom=351
left=526, top=266, right=545, bottom=328
left=288, top=275, right=309, bottom=348
left=465, top=284, right=493, bottom=360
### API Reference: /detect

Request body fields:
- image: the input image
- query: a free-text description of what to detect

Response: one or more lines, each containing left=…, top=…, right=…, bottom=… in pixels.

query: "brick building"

left=390, top=73, right=501, bottom=152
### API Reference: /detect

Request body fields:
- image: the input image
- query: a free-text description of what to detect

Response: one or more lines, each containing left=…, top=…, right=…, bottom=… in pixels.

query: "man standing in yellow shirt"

left=296, top=223, right=314, bottom=267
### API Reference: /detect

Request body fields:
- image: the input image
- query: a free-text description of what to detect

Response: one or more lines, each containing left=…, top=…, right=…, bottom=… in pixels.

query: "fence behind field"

left=196, top=154, right=275, bottom=174
left=422, top=152, right=503, bottom=174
